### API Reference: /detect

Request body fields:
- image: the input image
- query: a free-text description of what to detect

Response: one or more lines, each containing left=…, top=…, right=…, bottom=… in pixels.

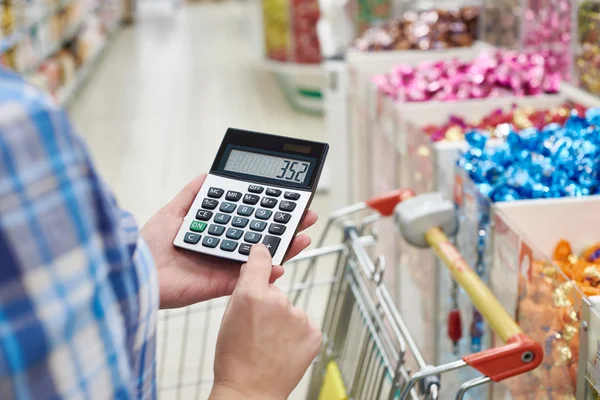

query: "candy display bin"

left=575, top=0, right=600, bottom=96
left=451, top=169, right=600, bottom=398
left=346, top=42, right=489, bottom=203
left=400, top=93, right=600, bottom=201
left=485, top=195, right=600, bottom=399
left=481, top=0, right=573, bottom=79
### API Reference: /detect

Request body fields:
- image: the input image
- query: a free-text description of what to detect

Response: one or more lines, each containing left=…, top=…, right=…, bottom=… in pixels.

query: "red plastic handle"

left=462, top=333, right=543, bottom=382
left=365, top=189, right=415, bottom=216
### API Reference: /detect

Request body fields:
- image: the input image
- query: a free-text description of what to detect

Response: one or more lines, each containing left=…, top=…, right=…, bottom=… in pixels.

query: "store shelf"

left=57, top=26, right=118, bottom=105
left=22, top=20, right=84, bottom=76
left=0, top=0, right=77, bottom=54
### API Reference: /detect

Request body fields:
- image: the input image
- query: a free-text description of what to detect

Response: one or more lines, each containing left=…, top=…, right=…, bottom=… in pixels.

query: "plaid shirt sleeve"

left=0, top=68, right=159, bottom=399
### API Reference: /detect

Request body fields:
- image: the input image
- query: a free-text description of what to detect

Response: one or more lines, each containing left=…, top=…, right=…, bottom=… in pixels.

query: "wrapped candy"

left=373, top=50, right=561, bottom=102
left=506, top=239, right=600, bottom=398
left=576, top=1, right=600, bottom=95
left=354, top=6, right=479, bottom=51
left=482, top=0, right=572, bottom=79
left=457, top=108, right=600, bottom=202
left=423, top=102, right=588, bottom=142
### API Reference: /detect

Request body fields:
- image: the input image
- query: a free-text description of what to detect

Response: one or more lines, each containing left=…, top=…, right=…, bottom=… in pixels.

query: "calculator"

left=173, top=128, right=329, bottom=265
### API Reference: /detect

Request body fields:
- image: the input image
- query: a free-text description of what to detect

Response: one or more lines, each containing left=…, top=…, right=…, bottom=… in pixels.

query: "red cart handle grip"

left=463, top=333, right=543, bottom=382
left=365, top=188, right=415, bottom=216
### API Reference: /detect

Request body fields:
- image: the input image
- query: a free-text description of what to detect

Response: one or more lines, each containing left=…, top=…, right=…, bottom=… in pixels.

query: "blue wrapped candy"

left=457, top=107, right=600, bottom=202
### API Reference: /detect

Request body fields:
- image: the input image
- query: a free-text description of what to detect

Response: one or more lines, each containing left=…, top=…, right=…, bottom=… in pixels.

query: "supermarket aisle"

left=70, top=0, right=327, bottom=225
left=69, top=1, right=330, bottom=399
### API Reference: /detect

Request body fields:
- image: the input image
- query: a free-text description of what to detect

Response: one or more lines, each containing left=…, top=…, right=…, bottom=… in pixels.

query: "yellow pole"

left=424, top=227, right=522, bottom=343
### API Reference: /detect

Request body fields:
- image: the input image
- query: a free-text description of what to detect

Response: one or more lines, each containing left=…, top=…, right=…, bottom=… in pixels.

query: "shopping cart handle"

left=365, top=188, right=415, bottom=216
left=463, top=333, right=543, bottom=382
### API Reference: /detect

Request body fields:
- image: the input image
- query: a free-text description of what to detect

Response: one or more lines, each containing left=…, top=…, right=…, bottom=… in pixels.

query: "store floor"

left=69, top=1, right=331, bottom=399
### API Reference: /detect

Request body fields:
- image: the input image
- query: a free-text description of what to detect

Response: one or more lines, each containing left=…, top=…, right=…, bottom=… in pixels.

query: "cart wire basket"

left=156, top=189, right=544, bottom=400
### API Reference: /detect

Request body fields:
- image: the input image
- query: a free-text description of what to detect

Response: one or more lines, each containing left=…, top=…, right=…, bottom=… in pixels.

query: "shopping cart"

left=156, top=189, right=544, bottom=400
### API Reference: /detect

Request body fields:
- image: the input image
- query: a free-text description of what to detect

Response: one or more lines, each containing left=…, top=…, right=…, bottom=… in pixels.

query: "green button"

left=190, top=221, right=207, bottom=232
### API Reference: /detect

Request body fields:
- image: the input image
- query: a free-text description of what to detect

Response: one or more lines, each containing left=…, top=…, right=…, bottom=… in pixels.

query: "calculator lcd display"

left=224, top=149, right=312, bottom=185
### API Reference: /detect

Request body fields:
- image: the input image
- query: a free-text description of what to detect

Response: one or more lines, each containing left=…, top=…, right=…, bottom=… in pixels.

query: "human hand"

left=210, top=245, right=322, bottom=400
left=141, top=174, right=318, bottom=309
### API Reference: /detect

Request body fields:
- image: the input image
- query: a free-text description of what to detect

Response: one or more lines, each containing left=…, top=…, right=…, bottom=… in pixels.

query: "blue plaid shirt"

left=0, top=67, right=159, bottom=399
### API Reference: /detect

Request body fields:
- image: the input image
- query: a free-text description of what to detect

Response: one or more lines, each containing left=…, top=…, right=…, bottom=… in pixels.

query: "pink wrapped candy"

left=373, top=50, right=561, bottom=102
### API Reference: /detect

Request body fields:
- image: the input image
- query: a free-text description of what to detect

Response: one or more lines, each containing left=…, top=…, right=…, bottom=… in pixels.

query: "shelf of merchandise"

left=0, top=0, right=78, bottom=54
left=57, top=24, right=118, bottom=105
left=22, top=20, right=85, bottom=76
left=263, top=60, right=325, bottom=115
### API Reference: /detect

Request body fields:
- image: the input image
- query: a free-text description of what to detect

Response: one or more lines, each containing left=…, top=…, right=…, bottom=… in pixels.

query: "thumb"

left=237, top=245, right=273, bottom=290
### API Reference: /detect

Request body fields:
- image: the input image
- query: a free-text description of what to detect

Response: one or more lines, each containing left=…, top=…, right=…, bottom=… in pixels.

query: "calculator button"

left=244, top=231, right=262, bottom=243
left=219, top=202, right=237, bottom=213
left=243, top=194, right=260, bottom=205
left=279, top=201, right=296, bottom=212
left=196, top=210, right=213, bottom=221
left=261, top=198, right=277, bottom=208
left=214, top=213, right=231, bottom=224
left=207, top=187, right=224, bottom=198
left=262, top=235, right=281, bottom=256
left=220, top=240, right=238, bottom=252
left=237, top=206, right=255, bottom=216
left=249, top=220, right=267, bottom=232
left=232, top=217, right=249, bottom=228
left=284, top=191, right=301, bottom=200
left=226, top=191, right=242, bottom=202
left=273, top=212, right=291, bottom=224
left=239, top=243, right=252, bottom=255
left=226, top=228, right=244, bottom=240
left=190, top=221, right=207, bottom=233
left=248, top=185, right=264, bottom=194
left=202, top=236, right=219, bottom=248
left=268, top=224, right=286, bottom=235
left=266, top=188, right=282, bottom=197
left=255, top=209, right=272, bottom=220
left=202, top=198, right=218, bottom=210
left=184, top=232, right=201, bottom=244
left=208, top=224, right=226, bottom=236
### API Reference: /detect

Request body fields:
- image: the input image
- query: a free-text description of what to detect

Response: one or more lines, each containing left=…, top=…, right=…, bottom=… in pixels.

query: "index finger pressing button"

left=262, top=236, right=281, bottom=256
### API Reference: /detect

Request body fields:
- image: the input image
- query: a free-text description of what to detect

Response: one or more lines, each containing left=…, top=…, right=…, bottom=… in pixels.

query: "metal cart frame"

left=157, top=189, right=543, bottom=400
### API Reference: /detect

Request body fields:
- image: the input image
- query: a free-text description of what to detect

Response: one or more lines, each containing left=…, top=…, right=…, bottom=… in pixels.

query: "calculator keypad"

left=248, top=185, right=264, bottom=193
left=208, top=187, right=224, bottom=198
left=214, top=213, right=231, bottom=224
left=196, top=210, right=213, bottom=221
left=208, top=224, right=226, bottom=236
left=243, top=194, right=260, bottom=205
left=279, top=201, right=296, bottom=212
left=250, top=220, right=267, bottom=231
left=219, top=202, right=237, bottom=213
left=226, top=191, right=242, bottom=202
left=237, top=206, right=254, bottom=216
left=203, top=236, right=219, bottom=248
left=273, top=212, right=291, bottom=224
left=261, top=197, right=277, bottom=208
left=268, top=223, right=286, bottom=235
left=184, top=232, right=201, bottom=244
left=226, top=228, right=244, bottom=240
left=231, top=217, right=249, bottom=228
left=266, top=188, right=281, bottom=197
left=255, top=209, right=272, bottom=220
left=202, top=198, right=218, bottom=210
left=221, top=240, right=238, bottom=252
left=177, top=176, right=308, bottom=263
